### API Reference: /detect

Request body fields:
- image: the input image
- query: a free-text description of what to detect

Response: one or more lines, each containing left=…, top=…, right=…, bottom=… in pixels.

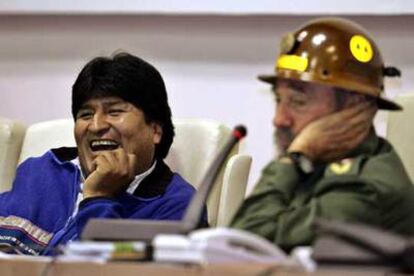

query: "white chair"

left=0, top=118, right=26, bottom=192
left=18, top=119, right=76, bottom=163
left=386, top=94, right=414, bottom=182
left=17, top=118, right=251, bottom=227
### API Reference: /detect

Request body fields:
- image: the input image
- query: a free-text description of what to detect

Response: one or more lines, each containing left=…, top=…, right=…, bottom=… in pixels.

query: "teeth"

left=90, top=140, right=120, bottom=151
left=91, top=140, right=119, bottom=147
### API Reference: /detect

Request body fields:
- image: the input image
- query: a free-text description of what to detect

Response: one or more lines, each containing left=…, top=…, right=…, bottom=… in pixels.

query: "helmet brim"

left=257, top=74, right=403, bottom=111
left=377, top=97, right=403, bottom=111
left=258, top=74, right=277, bottom=85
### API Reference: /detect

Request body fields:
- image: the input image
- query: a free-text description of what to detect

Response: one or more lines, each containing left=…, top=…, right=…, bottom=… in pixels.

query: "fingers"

left=320, top=101, right=372, bottom=128
left=94, top=149, right=130, bottom=176
left=345, top=102, right=376, bottom=125
left=112, top=149, right=130, bottom=176
left=336, top=104, right=375, bottom=136
left=323, top=121, right=371, bottom=158
left=326, top=116, right=371, bottom=145
left=318, top=101, right=375, bottom=136
left=339, top=100, right=372, bottom=118
left=84, top=149, right=137, bottom=198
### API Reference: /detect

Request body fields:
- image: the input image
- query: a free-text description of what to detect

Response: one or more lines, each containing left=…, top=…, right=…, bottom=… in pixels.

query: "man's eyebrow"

left=78, top=104, right=92, bottom=110
left=288, top=81, right=307, bottom=94
left=79, top=99, right=126, bottom=110
left=101, top=99, right=126, bottom=107
left=274, top=81, right=307, bottom=94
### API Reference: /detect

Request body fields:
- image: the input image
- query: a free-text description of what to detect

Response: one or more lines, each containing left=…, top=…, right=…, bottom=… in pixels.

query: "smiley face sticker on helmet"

left=350, top=35, right=373, bottom=63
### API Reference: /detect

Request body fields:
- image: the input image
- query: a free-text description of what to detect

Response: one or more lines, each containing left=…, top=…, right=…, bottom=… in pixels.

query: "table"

left=0, top=257, right=407, bottom=276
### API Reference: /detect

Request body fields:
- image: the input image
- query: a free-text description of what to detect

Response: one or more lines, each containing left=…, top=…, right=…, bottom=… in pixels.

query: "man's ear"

left=152, top=123, right=163, bottom=145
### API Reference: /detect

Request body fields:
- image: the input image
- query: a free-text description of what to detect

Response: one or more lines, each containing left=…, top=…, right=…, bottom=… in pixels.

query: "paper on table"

left=61, top=241, right=150, bottom=262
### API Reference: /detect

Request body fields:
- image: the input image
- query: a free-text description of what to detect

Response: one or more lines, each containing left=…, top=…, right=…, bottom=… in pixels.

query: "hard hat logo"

left=350, top=35, right=374, bottom=63
left=276, top=55, right=308, bottom=72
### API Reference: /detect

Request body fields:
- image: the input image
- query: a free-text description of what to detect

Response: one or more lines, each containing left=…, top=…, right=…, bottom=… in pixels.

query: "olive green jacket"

left=231, top=132, right=414, bottom=252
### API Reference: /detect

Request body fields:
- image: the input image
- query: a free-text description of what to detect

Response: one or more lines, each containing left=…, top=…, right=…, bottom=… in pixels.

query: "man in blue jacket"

left=0, top=52, right=202, bottom=255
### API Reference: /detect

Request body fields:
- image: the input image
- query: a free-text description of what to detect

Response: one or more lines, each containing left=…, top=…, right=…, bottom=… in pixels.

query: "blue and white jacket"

left=0, top=147, right=201, bottom=255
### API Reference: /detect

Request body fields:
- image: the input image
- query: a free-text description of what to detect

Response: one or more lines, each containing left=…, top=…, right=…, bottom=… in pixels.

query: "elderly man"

left=232, top=17, right=414, bottom=252
left=0, top=52, right=201, bottom=255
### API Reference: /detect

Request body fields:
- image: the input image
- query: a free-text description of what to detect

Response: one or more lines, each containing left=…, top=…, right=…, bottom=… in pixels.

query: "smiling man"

left=231, top=17, right=414, bottom=252
left=0, top=52, right=202, bottom=255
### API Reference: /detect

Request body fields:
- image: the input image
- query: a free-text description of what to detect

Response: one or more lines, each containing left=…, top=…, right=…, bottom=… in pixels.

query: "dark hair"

left=71, top=52, right=174, bottom=159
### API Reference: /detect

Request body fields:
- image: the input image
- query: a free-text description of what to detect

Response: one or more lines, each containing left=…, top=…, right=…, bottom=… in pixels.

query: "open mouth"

left=90, top=139, right=120, bottom=152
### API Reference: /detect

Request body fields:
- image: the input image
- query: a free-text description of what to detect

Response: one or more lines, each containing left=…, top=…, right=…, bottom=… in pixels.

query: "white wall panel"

left=0, top=0, right=414, bottom=15
left=0, top=15, right=412, bottom=193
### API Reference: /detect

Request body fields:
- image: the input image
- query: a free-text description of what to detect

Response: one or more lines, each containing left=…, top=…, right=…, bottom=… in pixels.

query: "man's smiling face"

left=74, top=96, right=162, bottom=177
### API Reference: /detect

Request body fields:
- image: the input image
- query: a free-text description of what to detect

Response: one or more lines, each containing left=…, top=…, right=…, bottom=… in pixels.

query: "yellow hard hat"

left=259, top=17, right=402, bottom=110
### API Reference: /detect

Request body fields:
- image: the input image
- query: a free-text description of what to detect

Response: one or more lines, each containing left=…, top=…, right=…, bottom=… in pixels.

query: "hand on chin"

left=83, top=148, right=137, bottom=199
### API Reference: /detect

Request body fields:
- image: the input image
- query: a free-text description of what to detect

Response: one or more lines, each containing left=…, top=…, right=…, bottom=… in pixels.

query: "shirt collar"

left=126, top=161, right=157, bottom=194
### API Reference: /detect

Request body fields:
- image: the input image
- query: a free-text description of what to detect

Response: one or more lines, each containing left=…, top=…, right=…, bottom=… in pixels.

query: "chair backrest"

left=0, top=118, right=26, bottom=192
left=216, top=153, right=251, bottom=226
left=165, top=119, right=241, bottom=226
left=386, top=94, right=414, bottom=182
left=18, top=119, right=76, bottom=164
left=17, top=118, right=251, bottom=226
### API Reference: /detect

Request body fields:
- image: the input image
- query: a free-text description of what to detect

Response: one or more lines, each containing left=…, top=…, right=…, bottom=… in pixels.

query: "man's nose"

left=273, top=104, right=293, bottom=128
left=89, top=113, right=110, bottom=133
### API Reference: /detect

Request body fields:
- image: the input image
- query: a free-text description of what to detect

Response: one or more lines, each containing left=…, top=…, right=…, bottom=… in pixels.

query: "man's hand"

left=83, top=148, right=137, bottom=199
left=287, top=101, right=377, bottom=163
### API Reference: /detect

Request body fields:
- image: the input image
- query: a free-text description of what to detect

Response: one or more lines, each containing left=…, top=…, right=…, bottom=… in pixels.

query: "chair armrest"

left=0, top=118, right=26, bottom=192
left=216, top=154, right=252, bottom=227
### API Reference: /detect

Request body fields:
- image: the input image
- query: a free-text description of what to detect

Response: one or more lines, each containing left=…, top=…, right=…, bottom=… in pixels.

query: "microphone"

left=182, top=125, right=247, bottom=230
